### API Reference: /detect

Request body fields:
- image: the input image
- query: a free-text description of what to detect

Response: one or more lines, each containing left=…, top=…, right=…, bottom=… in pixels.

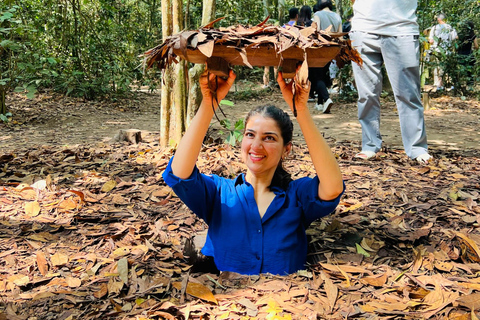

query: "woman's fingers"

left=199, top=69, right=236, bottom=108
left=216, top=70, right=236, bottom=100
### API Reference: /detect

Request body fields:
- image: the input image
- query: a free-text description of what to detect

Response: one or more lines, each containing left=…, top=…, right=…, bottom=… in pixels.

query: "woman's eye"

left=245, top=132, right=254, bottom=137
left=265, top=136, right=275, bottom=141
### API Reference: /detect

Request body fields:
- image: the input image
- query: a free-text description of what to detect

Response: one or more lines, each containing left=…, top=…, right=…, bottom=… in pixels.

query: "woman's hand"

left=200, top=70, right=236, bottom=109
left=277, top=65, right=310, bottom=115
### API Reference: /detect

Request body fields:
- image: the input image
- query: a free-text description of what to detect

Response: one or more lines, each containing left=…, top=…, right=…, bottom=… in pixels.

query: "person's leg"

left=263, top=66, right=270, bottom=88
left=308, top=67, right=317, bottom=100
left=432, top=54, right=444, bottom=88
left=351, top=31, right=384, bottom=154
left=382, top=35, right=428, bottom=159
left=316, top=64, right=330, bottom=105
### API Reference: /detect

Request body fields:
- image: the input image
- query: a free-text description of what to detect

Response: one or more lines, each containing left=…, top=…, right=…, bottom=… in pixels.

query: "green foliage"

left=215, top=0, right=298, bottom=27
left=0, top=112, right=12, bottom=122
left=0, top=5, right=39, bottom=114
left=336, top=63, right=356, bottom=102
left=218, top=99, right=244, bottom=146
left=219, top=118, right=245, bottom=146
left=1, top=0, right=162, bottom=104
left=417, top=0, right=480, bottom=93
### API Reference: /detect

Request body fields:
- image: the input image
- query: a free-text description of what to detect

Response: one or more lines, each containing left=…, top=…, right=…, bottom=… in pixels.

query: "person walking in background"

left=311, top=0, right=342, bottom=113
left=457, top=20, right=478, bottom=88
left=350, top=0, right=431, bottom=164
left=263, top=7, right=300, bottom=89
left=285, top=7, right=299, bottom=27
left=428, top=13, right=458, bottom=91
left=297, top=5, right=313, bottom=27
left=342, top=14, right=353, bottom=35
left=296, top=6, right=317, bottom=102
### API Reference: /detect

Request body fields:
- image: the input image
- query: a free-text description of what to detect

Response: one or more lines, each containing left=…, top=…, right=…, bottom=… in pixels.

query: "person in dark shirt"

left=457, top=20, right=478, bottom=86
left=163, top=68, right=344, bottom=275
left=342, top=14, right=353, bottom=38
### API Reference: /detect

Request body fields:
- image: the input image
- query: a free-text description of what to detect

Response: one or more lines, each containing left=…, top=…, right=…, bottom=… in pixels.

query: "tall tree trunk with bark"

left=186, top=0, right=216, bottom=125
left=0, top=86, right=6, bottom=116
left=160, top=0, right=188, bottom=146
left=278, top=0, right=286, bottom=25
left=160, top=0, right=173, bottom=147
left=172, top=0, right=187, bottom=143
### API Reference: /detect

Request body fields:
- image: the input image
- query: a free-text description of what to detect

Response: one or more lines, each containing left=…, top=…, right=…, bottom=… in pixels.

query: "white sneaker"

left=315, top=103, right=322, bottom=111
left=308, top=97, right=315, bottom=102
left=322, top=98, right=333, bottom=113
left=416, top=153, right=432, bottom=164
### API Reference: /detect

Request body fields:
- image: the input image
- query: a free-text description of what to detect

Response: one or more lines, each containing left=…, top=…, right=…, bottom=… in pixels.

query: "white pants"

left=350, top=31, right=428, bottom=158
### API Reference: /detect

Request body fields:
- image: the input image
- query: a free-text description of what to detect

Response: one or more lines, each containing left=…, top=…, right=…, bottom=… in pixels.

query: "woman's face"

left=241, top=115, right=290, bottom=178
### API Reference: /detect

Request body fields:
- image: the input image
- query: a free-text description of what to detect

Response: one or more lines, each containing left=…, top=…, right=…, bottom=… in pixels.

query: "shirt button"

left=257, top=229, right=261, bottom=233
left=256, top=255, right=260, bottom=260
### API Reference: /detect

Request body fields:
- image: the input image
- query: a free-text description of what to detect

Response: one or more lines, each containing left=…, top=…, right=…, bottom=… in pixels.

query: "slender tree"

left=160, top=0, right=173, bottom=146
left=186, top=0, right=216, bottom=125
left=172, top=0, right=187, bottom=142
left=160, top=0, right=189, bottom=146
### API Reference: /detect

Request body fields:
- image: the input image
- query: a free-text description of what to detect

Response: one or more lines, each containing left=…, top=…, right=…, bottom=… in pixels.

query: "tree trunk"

left=201, top=0, right=216, bottom=26
left=160, top=0, right=173, bottom=147
left=0, top=85, right=6, bottom=115
left=337, top=0, right=343, bottom=18
left=186, top=0, right=216, bottom=125
left=278, top=0, right=286, bottom=25
left=262, top=0, right=270, bottom=17
left=186, top=65, right=204, bottom=125
left=70, top=0, right=83, bottom=72
left=172, top=0, right=187, bottom=143
left=159, top=0, right=188, bottom=147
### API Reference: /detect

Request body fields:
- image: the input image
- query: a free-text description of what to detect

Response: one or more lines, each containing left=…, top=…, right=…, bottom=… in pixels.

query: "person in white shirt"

left=428, top=13, right=458, bottom=90
left=350, top=0, right=431, bottom=164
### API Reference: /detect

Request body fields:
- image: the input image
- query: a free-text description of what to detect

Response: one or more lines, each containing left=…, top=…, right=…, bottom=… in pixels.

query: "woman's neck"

left=245, top=171, right=274, bottom=192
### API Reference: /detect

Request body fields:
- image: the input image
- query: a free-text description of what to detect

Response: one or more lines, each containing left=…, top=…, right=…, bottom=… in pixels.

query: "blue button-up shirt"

left=163, top=157, right=343, bottom=275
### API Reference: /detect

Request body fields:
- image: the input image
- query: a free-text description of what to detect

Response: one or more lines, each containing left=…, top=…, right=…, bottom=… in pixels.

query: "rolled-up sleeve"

left=292, top=177, right=345, bottom=226
left=162, top=157, right=218, bottom=223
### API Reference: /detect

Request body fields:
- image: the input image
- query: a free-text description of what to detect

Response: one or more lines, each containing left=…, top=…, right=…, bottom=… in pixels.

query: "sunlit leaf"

left=25, top=201, right=40, bottom=216
left=356, top=243, right=371, bottom=257
left=66, top=276, right=81, bottom=288
left=36, top=251, right=49, bottom=276
left=117, top=257, right=129, bottom=284
left=51, top=252, right=69, bottom=267
left=101, top=180, right=117, bottom=193
left=172, top=282, right=217, bottom=304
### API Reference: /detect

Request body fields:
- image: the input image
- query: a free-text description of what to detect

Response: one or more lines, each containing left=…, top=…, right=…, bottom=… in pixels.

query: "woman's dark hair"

left=245, top=105, right=293, bottom=190
left=317, top=0, right=333, bottom=11
left=297, top=6, right=312, bottom=27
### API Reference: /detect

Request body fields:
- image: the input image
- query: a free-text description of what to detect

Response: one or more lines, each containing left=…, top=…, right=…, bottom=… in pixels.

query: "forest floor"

left=1, top=87, right=480, bottom=319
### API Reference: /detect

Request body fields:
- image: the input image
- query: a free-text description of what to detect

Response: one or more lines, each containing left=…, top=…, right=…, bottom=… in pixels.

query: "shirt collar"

left=234, top=173, right=286, bottom=195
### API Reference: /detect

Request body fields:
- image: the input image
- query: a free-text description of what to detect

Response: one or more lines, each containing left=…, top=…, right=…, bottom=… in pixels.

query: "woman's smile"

left=249, top=152, right=266, bottom=162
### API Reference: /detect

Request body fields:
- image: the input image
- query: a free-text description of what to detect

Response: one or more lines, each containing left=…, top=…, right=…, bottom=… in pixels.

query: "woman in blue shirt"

left=163, top=68, right=344, bottom=275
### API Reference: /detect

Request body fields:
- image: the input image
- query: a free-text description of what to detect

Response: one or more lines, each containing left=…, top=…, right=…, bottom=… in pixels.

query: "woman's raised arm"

left=171, top=70, right=236, bottom=179
left=277, top=70, right=343, bottom=200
